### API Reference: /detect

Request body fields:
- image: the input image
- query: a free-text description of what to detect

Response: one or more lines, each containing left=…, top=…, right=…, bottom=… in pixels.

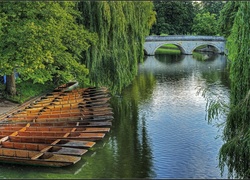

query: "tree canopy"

left=150, top=1, right=195, bottom=35
left=218, top=2, right=250, bottom=178
left=78, top=1, right=155, bottom=94
left=0, top=2, right=97, bottom=95
left=192, top=12, right=218, bottom=35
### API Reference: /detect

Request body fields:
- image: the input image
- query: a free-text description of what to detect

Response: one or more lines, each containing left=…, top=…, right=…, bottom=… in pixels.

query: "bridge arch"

left=144, top=35, right=226, bottom=56
left=154, top=42, right=187, bottom=54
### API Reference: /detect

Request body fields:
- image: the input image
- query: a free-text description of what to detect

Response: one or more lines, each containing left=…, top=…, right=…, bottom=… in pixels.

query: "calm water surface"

left=0, top=54, right=230, bottom=179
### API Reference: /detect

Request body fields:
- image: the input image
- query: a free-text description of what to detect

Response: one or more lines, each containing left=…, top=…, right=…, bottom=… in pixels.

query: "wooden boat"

left=0, top=148, right=81, bottom=167
left=0, top=121, right=112, bottom=128
left=8, top=112, right=113, bottom=122
left=11, top=107, right=113, bottom=117
left=0, top=141, right=88, bottom=156
left=7, top=136, right=96, bottom=148
left=0, top=130, right=106, bottom=141
left=6, top=115, right=113, bottom=123
left=0, top=126, right=110, bottom=133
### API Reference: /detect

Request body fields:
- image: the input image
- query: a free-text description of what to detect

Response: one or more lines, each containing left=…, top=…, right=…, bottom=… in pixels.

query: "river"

left=0, top=53, right=230, bottom=179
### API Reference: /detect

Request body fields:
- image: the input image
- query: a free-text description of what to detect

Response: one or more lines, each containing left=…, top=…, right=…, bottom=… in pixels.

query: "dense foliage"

left=218, top=2, right=250, bottom=179
left=78, top=1, right=155, bottom=94
left=0, top=2, right=155, bottom=96
left=217, top=1, right=239, bottom=38
left=0, top=2, right=97, bottom=95
left=192, top=12, right=218, bottom=35
left=193, top=1, right=225, bottom=18
left=150, top=1, right=194, bottom=35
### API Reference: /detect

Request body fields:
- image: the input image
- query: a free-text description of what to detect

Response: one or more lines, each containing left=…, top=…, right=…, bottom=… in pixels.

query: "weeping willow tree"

left=77, top=2, right=156, bottom=94
left=217, top=1, right=239, bottom=38
left=218, top=2, right=250, bottom=178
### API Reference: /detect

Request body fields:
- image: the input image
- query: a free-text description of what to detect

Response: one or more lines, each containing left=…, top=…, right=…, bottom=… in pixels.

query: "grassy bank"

left=0, top=81, right=55, bottom=104
left=155, top=44, right=181, bottom=55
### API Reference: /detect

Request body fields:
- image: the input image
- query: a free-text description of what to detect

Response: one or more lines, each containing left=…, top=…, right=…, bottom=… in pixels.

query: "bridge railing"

left=145, top=35, right=226, bottom=42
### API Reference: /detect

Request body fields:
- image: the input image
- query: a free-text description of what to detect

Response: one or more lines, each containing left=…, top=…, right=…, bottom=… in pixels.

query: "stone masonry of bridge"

left=144, top=35, right=226, bottom=55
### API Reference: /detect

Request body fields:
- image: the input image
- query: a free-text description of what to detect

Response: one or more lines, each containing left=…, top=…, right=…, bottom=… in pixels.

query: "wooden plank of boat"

left=15, top=131, right=105, bottom=141
left=33, top=111, right=113, bottom=119
left=40, top=106, right=112, bottom=113
left=0, top=141, right=88, bottom=156
left=50, top=97, right=111, bottom=105
left=37, top=105, right=110, bottom=113
left=13, top=108, right=113, bottom=117
left=0, top=126, right=110, bottom=133
left=8, top=136, right=95, bottom=148
left=29, top=99, right=109, bottom=109
left=9, top=110, right=113, bottom=119
left=45, top=103, right=110, bottom=110
left=0, top=148, right=81, bottom=167
left=6, top=126, right=110, bottom=133
left=25, top=127, right=110, bottom=133
left=0, top=121, right=112, bottom=128
left=35, top=115, right=114, bottom=121
left=38, top=109, right=113, bottom=116
left=6, top=114, right=113, bottom=123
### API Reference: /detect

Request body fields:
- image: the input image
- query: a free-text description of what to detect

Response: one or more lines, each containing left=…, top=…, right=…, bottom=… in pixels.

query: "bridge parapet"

left=145, top=35, right=226, bottom=42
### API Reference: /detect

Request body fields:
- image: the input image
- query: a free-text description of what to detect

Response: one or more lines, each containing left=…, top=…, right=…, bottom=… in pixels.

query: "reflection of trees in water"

left=109, top=73, right=156, bottom=178
left=155, top=54, right=185, bottom=64
left=192, top=53, right=219, bottom=61
left=141, top=54, right=228, bottom=84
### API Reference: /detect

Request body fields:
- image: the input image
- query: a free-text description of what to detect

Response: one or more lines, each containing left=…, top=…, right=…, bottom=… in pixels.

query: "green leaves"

left=192, top=12, right=218, bottom=35
left=219, top=2, right=250, bottom=178
left=79, top=2, right=155, bottom=94
left=0, top=2, right=97, bottom=93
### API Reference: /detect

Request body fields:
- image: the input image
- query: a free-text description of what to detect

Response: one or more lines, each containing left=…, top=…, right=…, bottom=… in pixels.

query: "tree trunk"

left=5, top=72, right=16, bottom=95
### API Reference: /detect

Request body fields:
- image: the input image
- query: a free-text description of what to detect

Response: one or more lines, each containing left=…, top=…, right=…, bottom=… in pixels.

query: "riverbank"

left=0, top=98, right=19, bottom=116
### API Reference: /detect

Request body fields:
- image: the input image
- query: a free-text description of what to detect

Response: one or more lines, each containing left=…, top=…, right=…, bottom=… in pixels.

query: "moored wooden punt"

left=11, top=107, right=113, bottom=117
left=8, top=112, right=113, bottom=122
left=0, top=126, right=110, bottom=133
left=7, top=136, right=96, bottom=148
left=0, top=121, right=112, bottom=128
left=0, top=148, right=81, bottom=167
left=42, top=121, right=112, bottom=127
left=29, top=98, right=110, bottom=108
left=6, top=115, right=113, bottom=123
left=25, top=104, right=110, bottom=112
left=1, top=141, right=88, bottom=156
left=13, top=131, right=106, bottom=141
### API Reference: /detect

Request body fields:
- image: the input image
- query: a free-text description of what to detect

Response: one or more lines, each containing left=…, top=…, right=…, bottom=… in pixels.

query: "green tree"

left=198, top=1, right=225, bottom=18
left=151, top=1, right=195, bottom=35
left=192, top=12, right=218, bottom=35
left=218, top=2, right=250, bottom=178
left=0, top=2, right=97, bottom=95
left=78, top=2, right=155, bottom=94
left=217, top=1, right=239, bottom=38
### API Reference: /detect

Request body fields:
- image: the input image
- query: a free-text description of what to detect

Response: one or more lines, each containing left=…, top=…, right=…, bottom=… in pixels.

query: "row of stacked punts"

left=0, top=82, right=113, bottom=167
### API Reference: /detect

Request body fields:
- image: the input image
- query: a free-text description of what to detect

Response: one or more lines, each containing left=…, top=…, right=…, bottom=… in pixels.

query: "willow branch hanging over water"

left=77, top=2, right=156, bottom=94
left=218, top=2, right=250, bottom=179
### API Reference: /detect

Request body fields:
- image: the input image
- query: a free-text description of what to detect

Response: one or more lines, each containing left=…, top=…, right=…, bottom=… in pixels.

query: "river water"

left=0, top=54, right=230, bottom=179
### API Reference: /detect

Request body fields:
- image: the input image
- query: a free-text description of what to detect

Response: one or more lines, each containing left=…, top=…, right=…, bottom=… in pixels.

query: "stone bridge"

left=144, top=35, right=226, bottom=55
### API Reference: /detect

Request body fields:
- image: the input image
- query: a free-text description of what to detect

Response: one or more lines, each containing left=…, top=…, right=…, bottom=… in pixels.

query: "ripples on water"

left=138, top=54, right=229, bottom=178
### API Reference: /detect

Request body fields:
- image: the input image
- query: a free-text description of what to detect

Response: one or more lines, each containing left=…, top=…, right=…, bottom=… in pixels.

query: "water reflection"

left=136, top=54, right=229, bottom=178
